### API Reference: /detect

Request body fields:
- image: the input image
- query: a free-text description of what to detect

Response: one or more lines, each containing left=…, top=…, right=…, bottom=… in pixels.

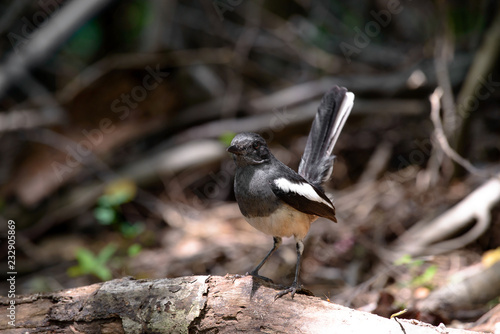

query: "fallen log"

left=0, top=275, right=484, bottom=333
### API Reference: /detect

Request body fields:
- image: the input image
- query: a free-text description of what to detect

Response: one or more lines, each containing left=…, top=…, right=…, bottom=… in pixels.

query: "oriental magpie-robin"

left=227, top=86, right=354, bottom=299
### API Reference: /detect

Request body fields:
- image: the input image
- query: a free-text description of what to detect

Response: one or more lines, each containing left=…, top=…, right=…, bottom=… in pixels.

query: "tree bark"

left=0, top=275, right=484, bottom=334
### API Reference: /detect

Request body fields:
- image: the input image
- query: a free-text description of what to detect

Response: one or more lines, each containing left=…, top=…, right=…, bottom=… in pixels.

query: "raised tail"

left=298, top=86, right=354, bottom=187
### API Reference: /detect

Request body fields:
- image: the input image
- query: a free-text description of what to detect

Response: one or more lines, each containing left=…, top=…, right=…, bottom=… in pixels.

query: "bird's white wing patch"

left=274, top=178, right=333, bottom=209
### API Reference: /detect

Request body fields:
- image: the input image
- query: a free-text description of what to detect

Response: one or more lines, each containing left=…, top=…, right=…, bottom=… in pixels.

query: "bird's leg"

left=248, top=236, right=282, bottom=282
left=275, top=239, right=312, bottom=299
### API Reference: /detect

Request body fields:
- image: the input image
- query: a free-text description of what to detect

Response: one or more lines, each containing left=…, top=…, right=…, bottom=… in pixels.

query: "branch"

left=430, top=88, right=492, bottom=178
left=0, top=276, right=483, bottom=333
left=391, top=172, right=500, bottom=258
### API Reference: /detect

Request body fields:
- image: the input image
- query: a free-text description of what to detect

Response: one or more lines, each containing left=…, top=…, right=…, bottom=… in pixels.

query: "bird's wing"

left=270, top=177, right=337, bottom=222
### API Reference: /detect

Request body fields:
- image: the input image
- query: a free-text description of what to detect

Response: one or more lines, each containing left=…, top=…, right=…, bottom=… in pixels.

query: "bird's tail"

left=298, top=86, right=354, bottom=187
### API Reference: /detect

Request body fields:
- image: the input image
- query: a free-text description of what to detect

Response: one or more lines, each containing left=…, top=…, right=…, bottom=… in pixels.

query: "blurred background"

left=0, top=0, right=499, bottom=329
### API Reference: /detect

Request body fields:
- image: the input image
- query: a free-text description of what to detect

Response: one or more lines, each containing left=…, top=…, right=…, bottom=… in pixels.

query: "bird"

left=227, top=86, right=354, bottom=299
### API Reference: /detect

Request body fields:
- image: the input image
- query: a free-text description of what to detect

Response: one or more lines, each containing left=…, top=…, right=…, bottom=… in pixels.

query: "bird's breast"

left=244, top=204, right=317, bottom=240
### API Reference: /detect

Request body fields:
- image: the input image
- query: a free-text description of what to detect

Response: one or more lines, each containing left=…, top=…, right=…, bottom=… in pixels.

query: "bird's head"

left=227, top=132, right=271, bottom=166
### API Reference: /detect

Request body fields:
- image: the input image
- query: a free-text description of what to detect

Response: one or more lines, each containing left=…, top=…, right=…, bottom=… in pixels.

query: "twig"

left=0, top=108, right=61, bottom=132
left=434, top=1, right=457, bottom=140
left=422, top=26, right=456, bottom=186
left=429, top=88, right=491, bottom=178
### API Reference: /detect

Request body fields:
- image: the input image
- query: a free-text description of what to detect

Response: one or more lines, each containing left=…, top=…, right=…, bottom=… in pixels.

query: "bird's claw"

left=274, top=282, right=313, bottom=300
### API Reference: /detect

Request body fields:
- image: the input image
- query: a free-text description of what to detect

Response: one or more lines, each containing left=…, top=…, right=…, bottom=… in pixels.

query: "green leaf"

left=394, top=254, right=424, bottom=268
left=412, top=265, right=437, bottom=287
left=75, top=248, right=97, bottom=273
left=93, top=265, right=112, bottom=281
left=112, top=192, right=131, bottom=205
left=68, top=246, right=116, bottom=281
left=97, top=195, right=113, bottom=207
left=96, top=244, right=118, bottom=265
left=394, top=254, right=413, bottom=266
left=94, top=207, right=116, bottom=225
left=128, top=243, right=142, bottom=257
left=120, top=222, right=145, bottom=238
left=68, top=247, right=97, bottom=278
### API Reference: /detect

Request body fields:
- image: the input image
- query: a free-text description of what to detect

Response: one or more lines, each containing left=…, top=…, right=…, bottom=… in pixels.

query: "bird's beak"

left=227, top=145, right=244, bottom=155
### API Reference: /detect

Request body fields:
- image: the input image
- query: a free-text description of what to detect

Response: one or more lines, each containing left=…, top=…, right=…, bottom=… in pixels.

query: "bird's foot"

left=247, top=270, right=274, bottom=283
left=274, top=282, right=314, bottom=300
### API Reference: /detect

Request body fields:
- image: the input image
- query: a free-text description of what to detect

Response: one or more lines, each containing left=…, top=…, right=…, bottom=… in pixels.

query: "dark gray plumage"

left=299, top=86, right=354, bottom=187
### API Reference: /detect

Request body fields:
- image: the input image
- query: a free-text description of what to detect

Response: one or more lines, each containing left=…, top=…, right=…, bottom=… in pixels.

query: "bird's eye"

left=252, top=142, right=260, bottom=150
